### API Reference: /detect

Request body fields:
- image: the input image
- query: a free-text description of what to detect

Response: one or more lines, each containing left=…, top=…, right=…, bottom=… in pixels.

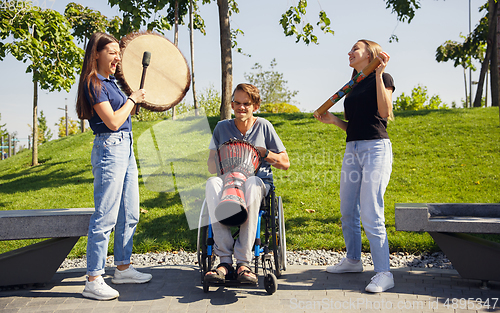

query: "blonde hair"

left=352, top=39, right=394, bottom=121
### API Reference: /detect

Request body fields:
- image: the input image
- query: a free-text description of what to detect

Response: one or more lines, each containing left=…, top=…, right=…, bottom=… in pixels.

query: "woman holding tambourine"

left=315, top=39, right=395, bottom=293
left=76, top=32, right=152, bottom=301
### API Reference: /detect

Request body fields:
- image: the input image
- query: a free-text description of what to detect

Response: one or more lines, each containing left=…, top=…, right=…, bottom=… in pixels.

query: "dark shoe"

left=204, top=263, right=233, bottom=283
left=236, top=263, right=258, bottom=284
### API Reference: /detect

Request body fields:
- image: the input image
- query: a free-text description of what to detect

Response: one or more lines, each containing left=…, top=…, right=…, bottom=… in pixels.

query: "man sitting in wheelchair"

left=205, top=83, right=290, bottom=284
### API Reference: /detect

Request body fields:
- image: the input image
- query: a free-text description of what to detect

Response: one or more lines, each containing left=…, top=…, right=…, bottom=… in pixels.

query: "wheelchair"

left=196, top=186, right=287, bottom=295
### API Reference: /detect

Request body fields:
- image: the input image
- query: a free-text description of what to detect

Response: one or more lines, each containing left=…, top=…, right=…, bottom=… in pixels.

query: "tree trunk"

left=32, top=74, right=38, bottom=166
left=476, top=0, right=498, bottom=108
left=463, top=68, right=468, bottom=108
left=172, top=0, right=179, bottom=120
left=217, top=0, right=233, bottom=120
left=492, top=0, right=499, bottom=108
left=81, top=37, right=87, bottom=133
left=473, top=43, right=491, bottom=107
left=189, top=0, right=199, bottom=115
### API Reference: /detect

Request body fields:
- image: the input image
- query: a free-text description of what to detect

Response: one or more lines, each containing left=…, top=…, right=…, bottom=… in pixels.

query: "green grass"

left=1, top=108, right=499, bottom=257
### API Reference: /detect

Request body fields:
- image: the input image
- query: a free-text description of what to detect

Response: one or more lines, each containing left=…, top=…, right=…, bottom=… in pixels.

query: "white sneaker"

left=82, top=276, right=119, bottom=300
left=365, top=272, right=394, bottom=293
left=111, top=265, right=152, bottom=284
left=326, top=258, right=363, bottom=273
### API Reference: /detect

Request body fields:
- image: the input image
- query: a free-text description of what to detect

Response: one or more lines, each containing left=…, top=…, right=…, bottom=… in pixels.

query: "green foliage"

left=132, top=85, right=221, bottom=121
left=28, top=110, right=53, bottom=144
left=260, top=102, right=300, bottom=114
left=436, top=36, right=485, bottom=71
left=244, top=59, right=298, bottom=105
left=279, top=0, right=334, bottom=45
left=1, top=109, right=499, bottom=256
left=436, top=3, right=489, bottom=69
left=64, top=2, right=122, bottom=43
left=107, top=0, right=210, bottom=37
left=394, top=85, right=447, bottom=111
left=38, top=111, right=52, bottom=144
left=0, top=1, right=84, bottom=92
left=132, top=110, right=168, bottom=122
left=461, top=96, right=487, bottom=108
left=56, top=116, right=80, bottom=138
left=385, top=0, right=421, bottom=23
left=194, top=84, right=221, bottom=117
left=0, top=113, right=7, bottom=138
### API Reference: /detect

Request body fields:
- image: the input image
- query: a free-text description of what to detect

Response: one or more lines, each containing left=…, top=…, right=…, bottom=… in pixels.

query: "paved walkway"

left=1, top=264, right=499, bottom=312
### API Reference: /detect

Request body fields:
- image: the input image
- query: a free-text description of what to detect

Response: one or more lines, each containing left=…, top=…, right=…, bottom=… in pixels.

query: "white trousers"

left=205, top=176, right=266, bottom=264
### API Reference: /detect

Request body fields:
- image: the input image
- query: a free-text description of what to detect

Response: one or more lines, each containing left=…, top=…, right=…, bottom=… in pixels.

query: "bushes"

left=394, top=85, right=447, bottom=111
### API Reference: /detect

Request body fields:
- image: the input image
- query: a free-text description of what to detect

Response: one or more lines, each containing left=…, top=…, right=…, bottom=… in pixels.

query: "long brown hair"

left=351, top=39, right=394, bottom=121
left=76, top=32, right=119, bottom=120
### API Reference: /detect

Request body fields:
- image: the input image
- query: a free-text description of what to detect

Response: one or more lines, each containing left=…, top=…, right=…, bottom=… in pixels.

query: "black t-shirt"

left=344, top=72, right=395, bottom=142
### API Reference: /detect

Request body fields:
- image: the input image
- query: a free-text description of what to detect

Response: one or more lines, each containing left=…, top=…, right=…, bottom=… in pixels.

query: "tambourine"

left=115, top=31, right=191, bottom=112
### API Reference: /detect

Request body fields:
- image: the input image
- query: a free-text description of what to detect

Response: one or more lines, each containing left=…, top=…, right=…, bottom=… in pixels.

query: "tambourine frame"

left=115, top=31, right=191, bottom=112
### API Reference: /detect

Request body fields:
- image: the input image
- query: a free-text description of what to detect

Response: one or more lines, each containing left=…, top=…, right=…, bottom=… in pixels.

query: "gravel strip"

left=60, top=250, right=453, bottom=270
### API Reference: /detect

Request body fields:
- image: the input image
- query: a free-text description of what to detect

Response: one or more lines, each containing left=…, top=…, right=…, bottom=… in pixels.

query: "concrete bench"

left=395, top=203, right=500, bottom=284
left=0, top=208, right=94, bottom=287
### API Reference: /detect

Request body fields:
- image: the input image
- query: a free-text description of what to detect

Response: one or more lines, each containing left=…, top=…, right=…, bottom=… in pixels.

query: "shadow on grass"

left=0, top=160, right=92, bottom=195
left=135, top=191, right=197, bottom=252
left=394, top=108, right=465, bottom=118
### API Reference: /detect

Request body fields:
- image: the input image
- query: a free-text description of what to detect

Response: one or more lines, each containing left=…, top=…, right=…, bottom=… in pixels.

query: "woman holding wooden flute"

left=315, top=39, right=395, bottom=293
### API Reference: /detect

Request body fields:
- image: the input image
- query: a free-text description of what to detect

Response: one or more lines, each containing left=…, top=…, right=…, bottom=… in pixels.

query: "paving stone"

left=0, top=265, right=498, bottom=312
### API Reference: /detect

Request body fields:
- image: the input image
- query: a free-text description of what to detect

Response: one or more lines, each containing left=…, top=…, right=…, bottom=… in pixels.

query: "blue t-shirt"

left=85, top=74, right=131, bottom=134
left=209, top=117, right=286, bottom=185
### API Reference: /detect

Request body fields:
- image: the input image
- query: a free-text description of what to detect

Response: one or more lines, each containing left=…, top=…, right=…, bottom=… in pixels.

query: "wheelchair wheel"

left=197, top=200, right=213, bottom=283
left=270, top=192, right=285, bottom=278
left=203, top=280, right=210, bottom=293
left=278, top=196, right=287, bottom=271
left=264, top=273, right=278, bottom=295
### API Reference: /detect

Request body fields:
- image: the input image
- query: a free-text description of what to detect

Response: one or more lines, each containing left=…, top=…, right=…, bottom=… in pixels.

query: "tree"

left=436, top=1, right=499, bottom=109
left=196, top=84, right=221, bottom=117
left=244, top=59, right=298, bottom=105
left=0, top=1, right=84, bottom=165
left=279, top=0, right=334, bottom=45
left=107, top=0, right=194, bottom=37
left=394, top=85, right=447, bottom=111
left=166, top=84, right=221, bottom=117
left=64, top=2, right=122, bottom=132
left=108, top=0, right=424, bottom=120
left=436, top=36, right=483, bottom=108
left=0, top=113, right=7, bottom=138
left=28, top=110, right=53, bottom=144
left=56, top=116, right=79, bottom=138
left=217, top=0, right=233, bottom=120
left=189, top=0, right=199, bottom=115
left=107, top=0, right=206, bottom=119
left=38, top=110, right=52, bottom=144
left=64, top=2, right=121, bottom=44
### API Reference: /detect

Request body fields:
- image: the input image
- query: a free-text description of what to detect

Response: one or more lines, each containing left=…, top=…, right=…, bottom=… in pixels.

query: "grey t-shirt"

left=209, top=117, right=286, bottom=185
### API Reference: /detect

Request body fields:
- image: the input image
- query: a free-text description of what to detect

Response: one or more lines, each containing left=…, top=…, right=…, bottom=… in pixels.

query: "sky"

left=0, top=0, right=488, bottom=147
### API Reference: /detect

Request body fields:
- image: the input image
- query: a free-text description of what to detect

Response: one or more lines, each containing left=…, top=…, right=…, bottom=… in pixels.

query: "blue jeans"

left=87, top=131, right=140, bottom=276
left=339, top=139, right=392, bottom=272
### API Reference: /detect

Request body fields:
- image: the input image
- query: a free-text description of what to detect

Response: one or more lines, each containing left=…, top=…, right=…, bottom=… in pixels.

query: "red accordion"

left=214, top=139, right=262, bottom=226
